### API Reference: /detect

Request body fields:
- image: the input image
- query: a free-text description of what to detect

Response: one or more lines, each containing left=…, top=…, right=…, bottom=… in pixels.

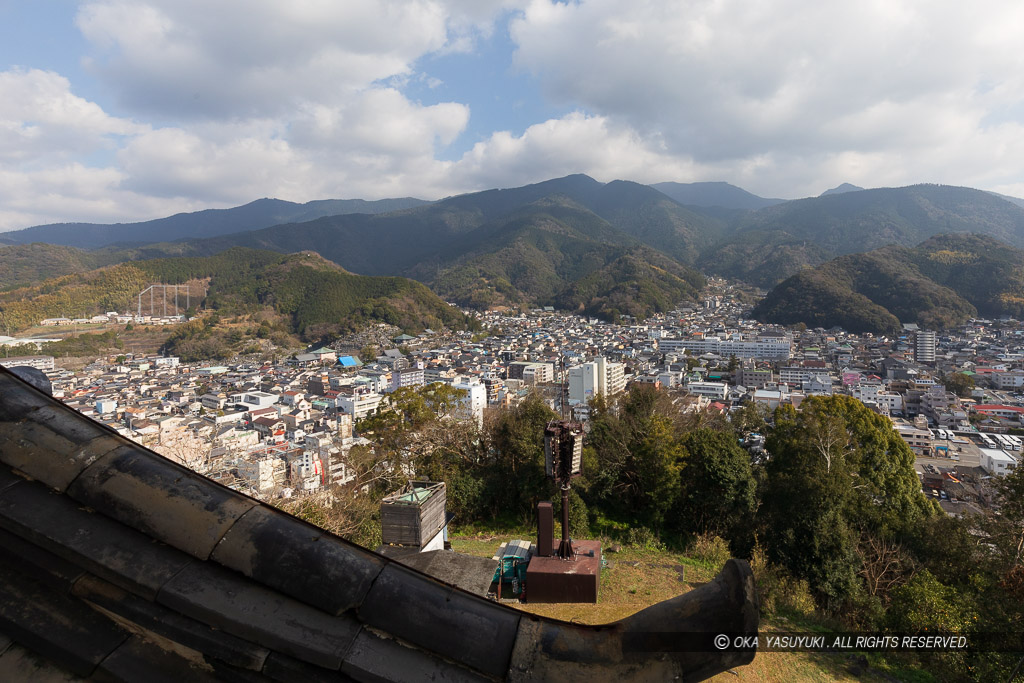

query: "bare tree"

left=857, top=533, right=917, bottom=600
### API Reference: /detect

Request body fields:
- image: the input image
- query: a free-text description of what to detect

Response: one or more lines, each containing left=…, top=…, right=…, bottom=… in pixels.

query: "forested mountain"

left=0, top=247, right=472, bottom=339
left=142, top=176, right=713, bottom=316
left=650, top=181, right=786, bottom=210
left=1, top=197, right=430, bottom=249
left=752, top=234, right=1024, bottom=333
left=704, top=184, right=1024, bottom=287
left=184, top=174, right=722, bottom=272
left=417, top=195, right=704, bottom=317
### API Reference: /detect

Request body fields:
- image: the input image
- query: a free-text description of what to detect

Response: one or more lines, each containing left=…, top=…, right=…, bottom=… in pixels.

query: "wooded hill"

left=703, top=184, right=1024, bottom=287
left=752, top=234, right=1024, bottom=333
left=0, top=248, right=474, bottom=339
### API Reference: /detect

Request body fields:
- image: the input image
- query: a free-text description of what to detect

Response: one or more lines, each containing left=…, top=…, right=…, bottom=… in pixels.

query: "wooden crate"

left=380, top=481, right=446, bottom=547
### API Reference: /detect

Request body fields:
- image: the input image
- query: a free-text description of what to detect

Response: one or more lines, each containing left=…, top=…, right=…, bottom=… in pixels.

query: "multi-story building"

left=850, top=382, right=904, bottom=414
left=914, top=330, right=937, bottom=364
left=735, top=367, right=773, bottom=389
left=893, top=421, right=932, bottom=455
left=684, top=381, right=728, bottom=401
left=567, top=357, right=625, bottom=405
left=980, top=448, right=1018, bottom=476
left=452, top=377, right=487, bottom=429
left=989, top=371, right=1024, bottom=391
left=779, top=366, right=813, bottom=386
left=507, top=361, right=553, bottom=383
left=230, top=391, right=279, bottom=412
left=0, top=355, right=56, bottom=371
left=389, top=368, right=425, bottom=393
left=659, top=332, right=792, bottom=360
left=338, top=392, right=383, bottom=421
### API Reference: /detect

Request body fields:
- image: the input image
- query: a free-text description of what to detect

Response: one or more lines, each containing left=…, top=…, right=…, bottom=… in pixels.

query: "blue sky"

left=3, top=1, right=1024, bottom=231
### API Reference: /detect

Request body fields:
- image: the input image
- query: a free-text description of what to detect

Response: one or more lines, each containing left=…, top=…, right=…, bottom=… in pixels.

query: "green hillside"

left=0, top=243, right=122, bottom=291
left=421, top=196, right=704, bottom=317
left=0, top=248, right=473, bottom=340
left=751, top=233, right=1024, bottom=333
left=907, top=233, right=1024, bottom=318
left=554, top=249, right=704, bottom=321
left=706, top=184, right=1024, bottom=286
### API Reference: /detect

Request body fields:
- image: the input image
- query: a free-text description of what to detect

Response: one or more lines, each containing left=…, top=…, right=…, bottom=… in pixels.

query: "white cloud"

left=508, top=0, right=1024, bottom=196
left=75, top=0, right=454, bottom=119
left=0, top=68, right=144, bottom=164
left=8, top=0, right=1024, bottom=231
left=450, top=112, right=698, bottom=190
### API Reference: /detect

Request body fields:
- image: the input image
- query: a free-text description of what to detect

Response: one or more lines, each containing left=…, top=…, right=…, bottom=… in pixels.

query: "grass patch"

left=450, top=531, right=924, bottom=681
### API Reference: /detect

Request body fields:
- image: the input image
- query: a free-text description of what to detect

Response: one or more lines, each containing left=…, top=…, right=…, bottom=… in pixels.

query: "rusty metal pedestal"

left=525, top=539, right=601, bottom=603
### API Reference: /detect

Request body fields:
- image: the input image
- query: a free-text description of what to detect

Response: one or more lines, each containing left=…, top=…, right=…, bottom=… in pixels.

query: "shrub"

left=626, top=526, right=664, bottom=551
left=750, top=544, right=816, bottom=618
left=690, top=533, right=731, bottom=569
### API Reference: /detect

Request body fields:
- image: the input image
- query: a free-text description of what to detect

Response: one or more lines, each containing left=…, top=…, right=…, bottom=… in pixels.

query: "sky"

left=4, top=1, right=1024, bottom=231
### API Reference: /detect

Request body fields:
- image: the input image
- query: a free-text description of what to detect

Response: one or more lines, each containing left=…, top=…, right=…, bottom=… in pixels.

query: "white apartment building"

left=567, top=357, right=626, bottom=405
left=0, top=355, right=56, bottom=371
left=684, top=381, right=728, bottom=401
left=779, top=366, right=816, bottom=385
left=389, top=368, right=425, bottom=393
left=659, top=332, right=792, bottom=360
left=851, top=383, right=905, bottom=414
left=338, top=392, right=383, bottom=421
left=452, top=377, right=487, bottom=429
left=236, top=455, right=286, bottom=494
left=894, top=423, right=932, bottom=455
left=230, top=391, right=279, bottom=411
left=989, top=371, right=1024, bottom=391
left=914, top=330, right=937, bottom=364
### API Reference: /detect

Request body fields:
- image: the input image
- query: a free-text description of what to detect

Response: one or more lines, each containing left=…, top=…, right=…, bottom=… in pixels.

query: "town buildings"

left=16, top=283, right=1020, bottom=523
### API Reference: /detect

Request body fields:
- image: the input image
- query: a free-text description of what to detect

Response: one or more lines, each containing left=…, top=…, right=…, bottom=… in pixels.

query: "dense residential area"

left=6, top=281, right=1019, bottom=514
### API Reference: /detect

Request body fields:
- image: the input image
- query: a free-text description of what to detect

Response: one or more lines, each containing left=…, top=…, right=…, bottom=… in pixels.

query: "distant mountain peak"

left=820, top=183, right=865, bottom=196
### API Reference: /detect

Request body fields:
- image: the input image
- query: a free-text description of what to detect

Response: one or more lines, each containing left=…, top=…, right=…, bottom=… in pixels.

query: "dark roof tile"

left=0, top=528, right=85, bottom=591
left=0, top=640, right=84, bottom=682
left=358, top=562, right=520, bottom=679
left=0, top=559, right=128, bottom=677
left=94, top=635, right=217, bottom=683
left=0, top=413, right=124, bottom=492
left=158, top=562, right=360, bottom=670
left=341, top=628, right=491, bottom=683
left=0, top=478, right=193, bottom=600
left=0, top=373, right=53, bottom=422
left=73, top=575, right=270, bottom=672
left=202, top=657, right=276, bottom=683
left=0, top=467, right=26, bottom=494
left=262, top=652, right=358, bottom=683
left=67, top=447, right=257, bottom=559
left=212, top=506, right=385, bottom=617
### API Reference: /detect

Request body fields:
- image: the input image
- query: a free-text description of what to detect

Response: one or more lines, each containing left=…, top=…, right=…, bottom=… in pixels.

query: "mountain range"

left=5, top=175, right=1024, bottom=333
left=0, top=197, right=429, bottom=250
